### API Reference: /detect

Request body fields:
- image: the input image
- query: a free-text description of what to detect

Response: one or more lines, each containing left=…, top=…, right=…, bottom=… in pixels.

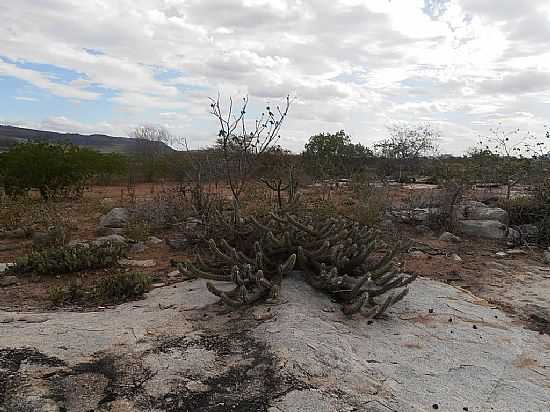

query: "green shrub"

left=47, top=286, right=65, bottom=306
left=10, top=242, right=127, bottom=276
left=0, top=142, right=127, bottom=199
left=95, top=272, right=152, bottom=303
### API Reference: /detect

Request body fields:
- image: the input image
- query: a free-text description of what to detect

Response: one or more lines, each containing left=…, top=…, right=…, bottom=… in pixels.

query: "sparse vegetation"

left=9, top=242, right=127, bottom=276
left=95, top=272, right=152, bottom=303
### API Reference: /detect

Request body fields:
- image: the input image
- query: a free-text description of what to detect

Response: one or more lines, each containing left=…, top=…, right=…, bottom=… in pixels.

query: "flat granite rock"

left=0, top=276, right=548, bottom=412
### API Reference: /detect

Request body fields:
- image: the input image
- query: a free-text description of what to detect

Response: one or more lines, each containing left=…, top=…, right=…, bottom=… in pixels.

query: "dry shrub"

left=95, top=272, right=152, bottom=304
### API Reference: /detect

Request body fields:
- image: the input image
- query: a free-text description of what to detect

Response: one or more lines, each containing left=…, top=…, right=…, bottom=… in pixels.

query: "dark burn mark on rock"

left=147, top=331, right=310, bottom=412
left=0, top=348, right=65, bottom=406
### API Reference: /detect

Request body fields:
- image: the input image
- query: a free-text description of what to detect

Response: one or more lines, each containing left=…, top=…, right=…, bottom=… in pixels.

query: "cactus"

left=180, top=213, right=416, bottom=318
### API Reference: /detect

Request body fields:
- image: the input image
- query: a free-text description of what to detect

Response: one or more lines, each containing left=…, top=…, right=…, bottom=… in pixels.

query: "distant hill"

left=0, top=125, right=175, bottom=154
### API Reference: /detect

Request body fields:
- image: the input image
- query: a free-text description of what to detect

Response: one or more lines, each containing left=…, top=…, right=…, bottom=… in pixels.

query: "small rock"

left=0, top=276, right=18, bottom=287
left=93, top=234, right=128, bottom=246
left=186, top=380, right=210, bottom=393
left=495, top=252, right=508, bottom=258
left=450, top=254, right=463, bottom=262
left=167, top=270, right=180, bottom=278
left=254, top=310, right=274, bottom=321
left=119, top=259, right=156, bottom=268
left=0, top=263, right=15, bottom=273
left=543, top=250, right=550, bottom=265
left=505, top=249, right=526, bottom=255
left=439, top=232, right=461, bottom=243
left=409, top=251, right=426, bottom=258
left=152, top=282, right=166, bottom=288
left=146, top=236, right=164, bottom=246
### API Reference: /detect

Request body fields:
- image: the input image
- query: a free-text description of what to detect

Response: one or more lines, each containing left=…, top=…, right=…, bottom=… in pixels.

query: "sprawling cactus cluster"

left=10, top=241, right=127, bottom=276
left=179, top=213, right=416, bottom=318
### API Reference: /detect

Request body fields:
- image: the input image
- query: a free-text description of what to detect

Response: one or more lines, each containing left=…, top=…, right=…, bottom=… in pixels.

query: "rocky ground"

left=1, top=274, right=549, bottom=411
left=1, top=186, right=550, bottom=411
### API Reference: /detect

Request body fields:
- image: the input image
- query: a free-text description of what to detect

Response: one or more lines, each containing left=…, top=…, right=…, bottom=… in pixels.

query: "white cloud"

left=0, top=0, right=548, bottom=153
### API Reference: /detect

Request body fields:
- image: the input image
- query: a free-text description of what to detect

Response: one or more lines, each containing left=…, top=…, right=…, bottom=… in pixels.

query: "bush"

left=95, top=272, right=152, bottom=303
left=0, top=142, right=127, bottom=199
left=47, top=286, right=65, bottom=306
left=10, top=242, right=127, bottom=276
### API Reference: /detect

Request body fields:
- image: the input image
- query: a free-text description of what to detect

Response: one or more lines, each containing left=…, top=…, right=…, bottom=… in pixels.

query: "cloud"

left=0, top=0, right=548, bottom=154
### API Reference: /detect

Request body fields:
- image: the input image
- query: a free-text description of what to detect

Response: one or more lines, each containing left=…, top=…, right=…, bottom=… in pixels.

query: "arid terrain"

left=1, top=181, right=549, bottom=411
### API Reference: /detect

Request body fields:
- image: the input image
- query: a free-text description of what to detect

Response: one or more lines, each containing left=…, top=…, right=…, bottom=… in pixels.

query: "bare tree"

left=131, top=125, right=172, bottom=186
left=375, top=122, right=440, bottom=181
left=209, top=94, right=290, bottom=209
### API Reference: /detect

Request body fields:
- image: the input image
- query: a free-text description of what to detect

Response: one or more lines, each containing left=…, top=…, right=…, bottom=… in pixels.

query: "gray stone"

left=167, top=270, right=180, bottom=278
left=119, top=259, right=156, bottom=268
left=96, top=226, right=127, bottom=236
left=146, top=236, right=164, bottom=246
left=0, top=275, right=18, bottom=287
left=544, top=250, right=550, bottom=265
left=506, top=249, right=527, bottom=255
left=0, top=263, right=15, bottom=273
left=461, top=200, right=489, bottom=208
left=99, top=208, right=129, bottom=228
left=93, top=234, right=127, bottom=246
left=465, top=207, right=508, bottom=223
left=450, top=253, right=463, bottom=262
left=394, top=208, right=440, bottom=224
left=439, top=232, right=461, bottom=242
left=496, top=252, right=508, bottom=258
left=459, top=220, right=508, bottom=239
left=1, top=277, right=549, bottom=411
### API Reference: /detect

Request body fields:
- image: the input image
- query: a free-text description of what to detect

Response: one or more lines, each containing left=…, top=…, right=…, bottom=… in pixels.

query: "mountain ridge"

left=0, top=125, right=175, bottom=154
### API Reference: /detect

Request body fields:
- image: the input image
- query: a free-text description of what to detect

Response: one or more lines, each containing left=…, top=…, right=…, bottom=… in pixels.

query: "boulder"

left=100, top=208, right=129, bottom=227
left=544, top=250, right=550, bottom=265
left=96, top=226, right=127, bottom=236
left=439, top=232, right=461, bottom=243
left=458, top=220, right=508, bottom=239
left=146, top=236, right=164, bottom=246
left=392, top=208, right=440, bottom=224
left=466, top=207, right=508, bottom=224
left=1, top=277, right=548, bottom=411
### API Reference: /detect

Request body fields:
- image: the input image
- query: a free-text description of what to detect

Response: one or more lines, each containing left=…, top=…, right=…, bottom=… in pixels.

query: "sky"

left=0, top=0, right=549, bottom=153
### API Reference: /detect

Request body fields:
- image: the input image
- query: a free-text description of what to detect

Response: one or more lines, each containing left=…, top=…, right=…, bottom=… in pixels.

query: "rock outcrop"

left=1, top=274, right=548, bottom=411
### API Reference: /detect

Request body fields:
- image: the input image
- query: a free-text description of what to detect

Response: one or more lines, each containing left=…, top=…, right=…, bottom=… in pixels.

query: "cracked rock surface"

left=1, top=275, right=549, bottom=411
